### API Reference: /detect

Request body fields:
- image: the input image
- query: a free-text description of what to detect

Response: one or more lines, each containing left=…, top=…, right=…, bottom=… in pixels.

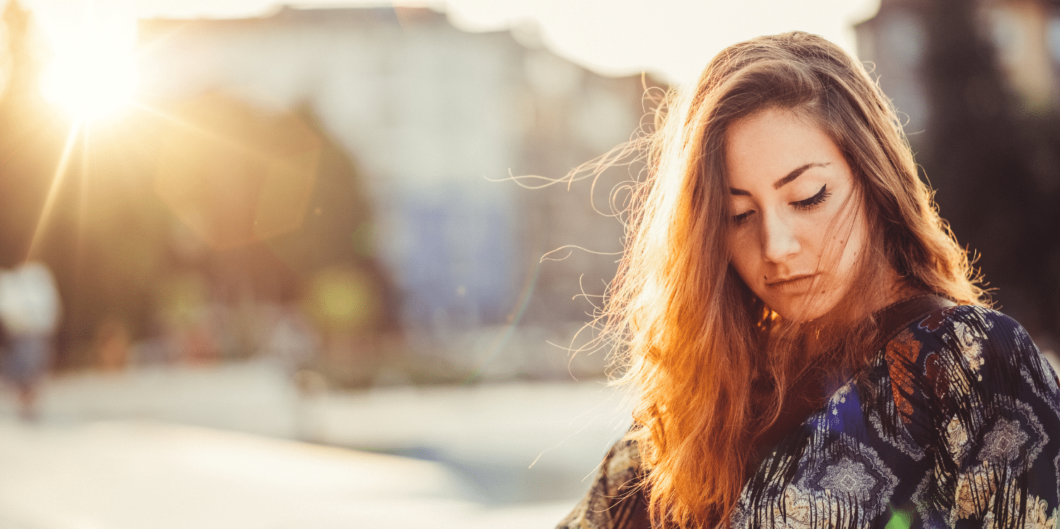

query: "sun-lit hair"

left=594, top=32, right=986, bottom=527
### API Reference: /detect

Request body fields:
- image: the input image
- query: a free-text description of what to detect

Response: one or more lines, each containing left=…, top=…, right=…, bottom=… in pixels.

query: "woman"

left=557, top=32, right=1060, bottom=528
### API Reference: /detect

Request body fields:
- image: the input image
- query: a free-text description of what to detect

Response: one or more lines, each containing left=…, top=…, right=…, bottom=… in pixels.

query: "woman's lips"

left=766, top=274, right=817, bottom=293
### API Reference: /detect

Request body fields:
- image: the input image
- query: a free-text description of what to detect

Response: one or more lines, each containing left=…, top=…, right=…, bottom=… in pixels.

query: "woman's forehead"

left=724, top=108, right=848, bottom=191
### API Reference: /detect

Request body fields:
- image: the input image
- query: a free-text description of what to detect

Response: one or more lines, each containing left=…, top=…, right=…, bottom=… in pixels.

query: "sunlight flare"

left=40, top=48, right=138, bottom=122
left=35, top=10, right=139, bottom=123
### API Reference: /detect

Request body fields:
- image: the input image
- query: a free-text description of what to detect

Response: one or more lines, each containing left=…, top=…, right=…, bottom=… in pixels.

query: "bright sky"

left=13, top=0, right=881, bottom=87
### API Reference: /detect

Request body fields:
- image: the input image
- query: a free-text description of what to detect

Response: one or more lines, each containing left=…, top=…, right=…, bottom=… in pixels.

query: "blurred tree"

left=267, top=105, right=395, bottom=304
left=268, top=106, right=401, bottom=385
left=145, top=95, right=399, bottom=367
left=0, top=0, right=65, bottom=267
left=0, top=0, right=85, bottom=368
left=920, top=0, right=1059, bottom=339
left=1, top=21, right=399, bottom=369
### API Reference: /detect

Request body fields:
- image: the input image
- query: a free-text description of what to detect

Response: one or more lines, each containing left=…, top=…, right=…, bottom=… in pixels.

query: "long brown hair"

left=596, top=32, right=986, bottom=527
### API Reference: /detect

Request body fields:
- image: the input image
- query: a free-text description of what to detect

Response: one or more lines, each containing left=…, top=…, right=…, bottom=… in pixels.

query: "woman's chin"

left=770, top=297, right=839, bottom=324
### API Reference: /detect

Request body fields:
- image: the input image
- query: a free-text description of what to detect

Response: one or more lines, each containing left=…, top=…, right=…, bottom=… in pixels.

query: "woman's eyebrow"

left=772, top=162, right=829, bottom=189
left=729, top=162, right=831, bottom=195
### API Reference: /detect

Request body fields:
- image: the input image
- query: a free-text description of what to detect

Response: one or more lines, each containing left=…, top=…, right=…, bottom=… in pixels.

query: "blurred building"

left=856, top=0, right=1060, bottom=134
left=136, top=6, right=654, bottom=377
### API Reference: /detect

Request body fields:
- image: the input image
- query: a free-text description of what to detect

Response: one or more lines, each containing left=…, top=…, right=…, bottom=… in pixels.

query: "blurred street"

left=0, top=362, right=633, bottom=528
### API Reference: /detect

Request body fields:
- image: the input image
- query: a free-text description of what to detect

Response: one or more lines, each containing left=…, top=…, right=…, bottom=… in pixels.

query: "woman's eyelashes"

left=730, top=185, right=831, bottom=225
left=791, top=184, right=830, bottom=210
left=732, top=210, right=753, bottom=226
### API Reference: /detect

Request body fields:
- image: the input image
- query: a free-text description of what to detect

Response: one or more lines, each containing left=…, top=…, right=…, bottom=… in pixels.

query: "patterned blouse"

left=557, top=305, right=1060, bottom=528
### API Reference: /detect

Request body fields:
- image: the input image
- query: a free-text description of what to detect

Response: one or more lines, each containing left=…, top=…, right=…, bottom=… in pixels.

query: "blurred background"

left=0, top=0, right=1058, bottom=527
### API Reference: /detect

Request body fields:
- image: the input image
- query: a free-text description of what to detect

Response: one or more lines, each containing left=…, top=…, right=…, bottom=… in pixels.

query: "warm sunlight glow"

left=30, top=4, right=140, bottom=124
left=40, top=45, right=139, bottom=122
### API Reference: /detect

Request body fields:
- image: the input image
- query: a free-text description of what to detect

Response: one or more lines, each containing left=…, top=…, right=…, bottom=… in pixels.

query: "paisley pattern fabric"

left=557, top=306, right=1060, bottom=528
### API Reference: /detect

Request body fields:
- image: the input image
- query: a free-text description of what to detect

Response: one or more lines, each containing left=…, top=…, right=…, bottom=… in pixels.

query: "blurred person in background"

left=0, top=261, right=60, bottom=421
left=558, top=32, right=1060, bottom=528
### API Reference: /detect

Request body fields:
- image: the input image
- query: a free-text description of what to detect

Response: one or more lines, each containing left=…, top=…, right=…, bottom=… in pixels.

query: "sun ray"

left=26, top=120, right=82, bottom=262
left=74, top=124, right=92, bottom=279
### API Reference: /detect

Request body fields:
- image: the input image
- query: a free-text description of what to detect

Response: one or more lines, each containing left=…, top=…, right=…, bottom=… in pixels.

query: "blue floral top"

left=557, top=306, right=1060, bottom=528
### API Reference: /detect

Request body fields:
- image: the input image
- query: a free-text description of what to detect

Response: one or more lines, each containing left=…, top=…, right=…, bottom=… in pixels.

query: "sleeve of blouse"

left=926, top=308, right=1060, bottom=528
left=555, top=437, right=650, bottom=529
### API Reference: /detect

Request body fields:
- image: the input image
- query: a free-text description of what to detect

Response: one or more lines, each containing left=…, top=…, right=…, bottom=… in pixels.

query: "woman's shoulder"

left=555, top=436, right=650, bottom=529
left=907, top=303, right=1021, bottom=338
left=879, top=306, right=1060, bottom=526
left=879, top=303, right=1060, bottom=414
left=884, top=304, right=1043, bottom=367
left=597, top=436, right=644, bottom=487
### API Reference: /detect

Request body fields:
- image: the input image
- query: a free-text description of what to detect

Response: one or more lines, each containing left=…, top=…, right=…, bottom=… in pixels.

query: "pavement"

left=0, top=361, right=633, bottom=529
left=6, top=351, right=1056, bottom=528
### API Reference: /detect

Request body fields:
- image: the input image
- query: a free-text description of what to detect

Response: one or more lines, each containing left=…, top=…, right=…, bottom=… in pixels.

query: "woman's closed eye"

left=791, top=184, right=830, bottom=210
left=730, top=184, right=832, bottom=225
left=732, top=209, right=753, bottom=226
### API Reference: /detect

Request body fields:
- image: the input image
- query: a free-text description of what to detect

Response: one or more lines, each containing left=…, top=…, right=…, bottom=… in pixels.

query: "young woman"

left=557, top=32, right=1060, bottom=528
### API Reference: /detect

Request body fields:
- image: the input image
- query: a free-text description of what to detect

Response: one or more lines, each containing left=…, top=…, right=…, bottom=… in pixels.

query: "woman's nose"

left=761, top=211, right=800, bottom=263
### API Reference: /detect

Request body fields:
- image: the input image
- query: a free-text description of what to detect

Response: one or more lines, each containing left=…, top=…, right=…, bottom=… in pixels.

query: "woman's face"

left=725, top=108, right=868, bottom=322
